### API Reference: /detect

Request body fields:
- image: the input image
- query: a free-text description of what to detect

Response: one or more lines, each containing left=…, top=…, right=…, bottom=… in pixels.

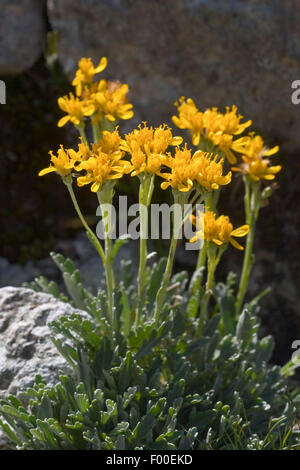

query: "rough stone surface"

left=0, top=286, right=86, bottom=449
left=47, top=0, right=300, bottom=153
left=0, top=0, right=47, bottom=74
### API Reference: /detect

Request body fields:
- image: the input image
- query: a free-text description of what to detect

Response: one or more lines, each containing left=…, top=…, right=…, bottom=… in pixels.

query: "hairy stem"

left=154, top=190, right=184, bottom=321
left=97, top=184, right=116, bottom=328
left=66, top=182, right=105, bottom=263
left=135, top=174, right=155, bottom=329
left=235, top=179, right=260, bottom=315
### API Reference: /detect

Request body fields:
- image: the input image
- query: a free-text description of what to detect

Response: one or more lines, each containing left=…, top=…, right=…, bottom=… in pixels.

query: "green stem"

left=187, top=241, right=207, bottom=317
left=235, top=180, right=260, bottom=315
left=244, top=175, right=251, bottom=223
left=75, top=124, right=87, bottom=142
left=154, top=190, right=184, bottom=321
left=92, top=122, right=102, bottom=142
left=154, top=232, right=179, bottom=322
left=66, top=182, right=105, bottom=263
left=135, top=174, right=155, bottom=329
left=186, top=190, right=215, bottom=317
left=197, top=244, right=223, bottom=336
left=97, top=184, right=116, bottom=328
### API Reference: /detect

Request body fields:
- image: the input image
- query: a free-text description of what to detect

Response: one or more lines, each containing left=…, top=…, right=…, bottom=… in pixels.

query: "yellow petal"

left=57, top=115, right=70, bottom=127
left=161, top=181, right=170, bottom=190
left=106, top=114, right=116, bottom=122
left=264, top=145, right=279, bottom=156
left=224, top=149, right=237, bottom=164
left=170, top=136, right=183, bottom=146
left=57, top=97, right=67, bottom=111
left=212, top=238, right=223, bottom=246
left=262, top=174, right=275, bottom=180
left=268, top=165, right=281, bottom=173
left=91, top=182, right=101, bottom=192
left=229, top=237, right=244, bottom=250
left=38, top=166, right=56, bottom=176
left=95, top=56, right=108, bottom=73
left=172, top=115, right=185, bottom=129
left=231, top=225, right=250, bottom=237
left=192, top=132, right=200, bottom=146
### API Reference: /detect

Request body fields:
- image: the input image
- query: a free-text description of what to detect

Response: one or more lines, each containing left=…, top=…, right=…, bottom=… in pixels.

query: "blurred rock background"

left=0, top=0, right=299, bottom=364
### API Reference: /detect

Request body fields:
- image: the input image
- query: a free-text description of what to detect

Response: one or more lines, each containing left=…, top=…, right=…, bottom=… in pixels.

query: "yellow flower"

left=72, top=57, right=107, bottom=96
left=231, top=134, right=281, bottom=181
left=159, top=145, right=200, bottom=192
left=172, top=97, right=203, bottom=145
left=91, top=80, right=134, bottom=123
left=39, top=145, right=78, bottom=177
left=75, top=138, right=92, bottom=162
left=206, top=106, right=252, bottom=164
left=194, top=153, right=232, bottom=190
left=202, top=108, right=223, bottom=134
left=217, top=105, right=252, bottom=136
left=76, top=131, right=131, bottom=192
left=121, top=123, right=182, bottom=176
left=232, top=156, right=282, bottom=181
left=93, top=129, right=122, bottom=154
left=159, top=147, right=231, bottom=193
left=190, top=210, right=249, bottom=250
left=172, top=99, right=252, bottom=164
left=232, top=133, right=279, bottom=160
left=57, top=92, right=95, bottom=127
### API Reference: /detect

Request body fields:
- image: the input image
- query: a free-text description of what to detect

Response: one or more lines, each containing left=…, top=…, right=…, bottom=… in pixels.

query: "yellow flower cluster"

left=159, top=146, right=232, bottom=192
left=231, top=134, right=281, bottom=181
left=57, top=93, right=95, bottom=128
left=40, top=124, right=233, bottom=197
left=72, top=57, right=107, bottom=96
left=172, top=98, right=252, bottom=163
left=121, top=123, right=182, bottom=176
left=91, top=80, right=134, bottom=124
left=76, top=130, right=132, bottom=192
left=38, top=145, right=79, bottom=177
left=39, top=130, right=131, bottom=191
left=57, top=57, right=133, bottom=128
left=190, top=210, right=249, bottom=250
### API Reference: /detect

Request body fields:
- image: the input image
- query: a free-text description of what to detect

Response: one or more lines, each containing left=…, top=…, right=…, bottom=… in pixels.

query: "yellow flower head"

left=92, top=80, right=134, bottom=123
left=159, top=145, right=200, bottom=192
left=39, top=145, right=78, bottom=178
left=72, top=57, right=107, bottom=96
left=190, top=210, right=249, bottom=250
left=194, top=153, right=232, bottom=190
left=75, top=139, right=92, bottom=162
left=205, top=106, right=252, bottom=164
left=232, top=156, right=282, bottom=181
left=208, top=132, right=237, bottom=164
left=231, top=134, right=281, bottom=181
left=232, top=133, right=279, bottom=160
left=93, top=129, right=122, bottom=154
left=57, top=92, right=95, bottom=127
left=218, top=105, right=252, bottom=136
left=172, top=98, right=252, bottom=164
left=121, top=123, right=182, bottom=176
left=202, top=108, right=223, bottom=134
left=172, top=97, right=203, bottom=146
left=76, top=130, right=131, bottom=192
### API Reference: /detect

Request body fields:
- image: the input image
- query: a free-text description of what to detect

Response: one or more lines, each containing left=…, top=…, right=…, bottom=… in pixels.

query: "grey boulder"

left=0, top=286, right=85, bottom=449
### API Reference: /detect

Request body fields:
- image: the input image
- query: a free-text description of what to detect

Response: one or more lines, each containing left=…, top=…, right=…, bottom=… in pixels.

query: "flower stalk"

left=135, top=173, right=155, bottom=328
left=65, top=180, right=105, bottom=263
left=197, top=243, right=225, bottom=336
left=154, top=190, right=185, bottom=321
left=235, top=177, right=261, bottom=314
left=97, top=182, right=116, bottom=328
